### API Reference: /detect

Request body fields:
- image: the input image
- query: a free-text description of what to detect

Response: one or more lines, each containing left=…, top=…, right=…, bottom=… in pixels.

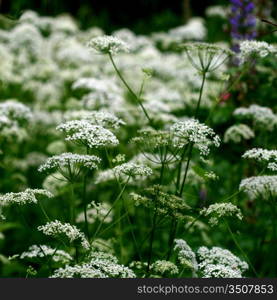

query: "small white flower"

left=200, top=203, right=243, bottom=226
left=87, top=35, right=130, bottom=55
left=170, top=119, right=220, bottom=156
left=57, top=120, right=119, bottom=148
left=0, top=100, right=32, bottom=123
left=150, top=260, right=179, bottom=276
left=201, top=264, right=243, bottom=278
left=234, top=105, right=277, bottom=131
left=0, top=188, right=53, bottom=207
left=37, top=220, right=90, bottom=250
left=64, top=110, right=125, bottom=129
left=76, top=202, right=113, bottom=224
left=239, top=176, right=277, bottom=200
left=174, top=239, right=198, bottom=273
left=38, top=152, right=101, bottom=174
left=19, top=245, right=72, bottom=264
left=238, top=40, right=276, bottom=64
left=113, top=162, right=153, bottom=178
left=197, top=246, right=248, bottom=278
left=169, top=18, right=207, bottom=41
left=242, top=148, right=277, bottom=171
left=51, top=251, right=135, bottom=278
left=206, top=5, right=227, bottom=19
left=224, top=124, right=255, bottom=143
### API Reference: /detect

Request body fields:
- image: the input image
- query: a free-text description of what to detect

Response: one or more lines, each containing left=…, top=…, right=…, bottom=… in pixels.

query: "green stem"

left=178, top=143, right=194, bottom=197
left=225, top=221, right=258, bottom=277
left=166, top=218, right=177, bottom=260
left=38, top=200, right=51, bottom=222
left=122, top=195, right=143, bottom=261
left=82, top=172, right=90, bottom=239
left=146, top=206, right=158, bottom=273
left=195, top=71, right=206, bottom=119
left=92, top=177, right=130, bottom=241
left=70, top=183, right=76, bottom=224
left=176, top=146, right=188, bottom=191
left=108, top=53, right=153, bottom=126
left=147, top=159, right=166, bottom=273
left=167, top=71, right=207, bottom=261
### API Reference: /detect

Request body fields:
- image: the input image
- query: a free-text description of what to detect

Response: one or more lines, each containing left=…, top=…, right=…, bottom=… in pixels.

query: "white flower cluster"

left=200, top=264, right=243, bottom=278
left=96, top=162, right=152, bottom=184
left=239, top=176, right=277, bottom=200
left=76, top=202, right=113, bottom=224
left=72, top=77, right=119, bottom=94
left=200, top=203, right=243, bottom=226
left=0, top=100, right=32, bottom=123
left=57, top=120, right=119, bottom=148
left=224, top=124, right=255, bottom=143
left=20, top=245, right=72, bottom=264
left=51, top=264, right=107, bottom=278
left=169, top=18, right=206, bottom=41
left=113, top=162, right=153, bottom=179
left=0, top=188, right=53, bottom=207
left=242, top=148, right=277, bottom=171
left=238, top=40, right=276, bottom=64
left=37, top=220, right=90, bottom=250
left=51, top=251, right=135, bottom=278
left=234, top=105, right=277, bottom=131
left=87, top=35, right=130, bottom=55
left=0, top=100, right=32, bottom=142
left=206, top=5, right=227, bottom=19
left=88, top=251, right=136, bottom=278
left=9, top=23, right=42, bottom=60
left=171, top=119, right=220, bottom=156
left=174, top=239, right=198, bottom=273
left=38, top=153, right=101, bottom=173
left=65, top=110, right=125, bottom=129
left=150, top=260, right=179, bottom=276
left=197, top=246, right=248, bottom=278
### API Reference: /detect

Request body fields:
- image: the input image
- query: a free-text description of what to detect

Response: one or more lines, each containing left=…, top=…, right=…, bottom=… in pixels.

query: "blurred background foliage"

left=1, top=0, right=225, bottom=33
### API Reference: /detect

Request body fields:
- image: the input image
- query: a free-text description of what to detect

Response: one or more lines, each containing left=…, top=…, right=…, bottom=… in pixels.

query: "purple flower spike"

left=245, top=2, right=255, bottom=12
left=229, top=0, right=257, bottom=54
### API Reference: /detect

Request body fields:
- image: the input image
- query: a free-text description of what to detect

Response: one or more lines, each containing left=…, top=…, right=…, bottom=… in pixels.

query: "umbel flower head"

left=76, top=202, right=113, bottom=224
left=38, top=153, right=101, bottom=180
left=239, top=176, right=277, bottom=200
left=0, top=188, right=53, bottom=207
left=57, top=120, right=119, bottom=148
left=200, top=202, right=243, bottom=226
left=197, top=246, right=248, bottom=278
left=150, top=260, right=179, bottom=277
left=51, top=251, right=135, bottom=278
left=113, top=162, right=153, bottom=179
left=238, top=40, right=276, bottom=64
left=64, top=110, right=125, bottom=130
left=19, top=245, right=72, bottom=264
left=174, top=239, right=198, bottom=273
left=131, top=128, right=178, bottom=164
left=242, top=148, right=277, bottom=171
left=224, top=124, right=254, bottom=143
left=170, top=119, right=220, bottom=156
left=38, top=220, right=90, bottom=250
left=0, top=100, right=32, bottom=124
left=87, top=35, right=130, bottom=55
left=95, top=162, right=152, bottom=185
left=131, top=185, right=191, bottom=220
left=233, top=105, right=277, bottom=131
left=181, top=42, right=234, bottom=72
